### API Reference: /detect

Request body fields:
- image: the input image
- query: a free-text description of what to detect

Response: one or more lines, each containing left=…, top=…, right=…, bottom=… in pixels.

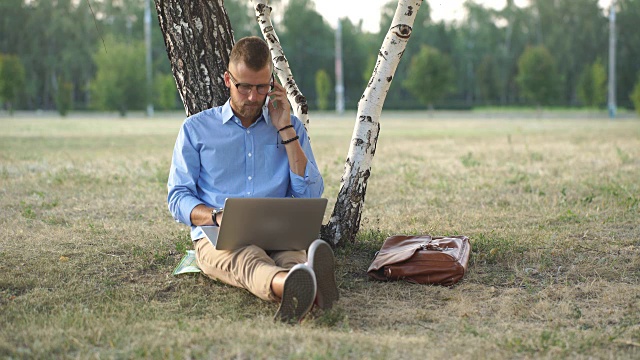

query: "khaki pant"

left=194, top=238, right=307, bottom=301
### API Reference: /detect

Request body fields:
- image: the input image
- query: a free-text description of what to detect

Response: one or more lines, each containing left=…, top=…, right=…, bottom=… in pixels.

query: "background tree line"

left=1, top=0, right=640, bottom=115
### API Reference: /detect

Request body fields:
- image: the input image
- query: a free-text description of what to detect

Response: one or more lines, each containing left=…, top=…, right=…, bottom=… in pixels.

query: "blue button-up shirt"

left=167, top=99, right=324, bottom=240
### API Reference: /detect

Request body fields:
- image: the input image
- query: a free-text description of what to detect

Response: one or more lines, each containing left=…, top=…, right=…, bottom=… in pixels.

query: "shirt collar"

left=221, top=98, right=272, bottom=127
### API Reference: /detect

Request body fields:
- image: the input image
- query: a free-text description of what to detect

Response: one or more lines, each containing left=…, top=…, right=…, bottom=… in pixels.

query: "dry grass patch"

left=1, top=114, right=639, bottom=359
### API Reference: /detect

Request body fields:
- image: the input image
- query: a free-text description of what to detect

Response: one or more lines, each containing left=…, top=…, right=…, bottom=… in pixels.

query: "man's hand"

left=267, top=79, right=307, bottom=176
left=267, top=81, right=291, bottom=130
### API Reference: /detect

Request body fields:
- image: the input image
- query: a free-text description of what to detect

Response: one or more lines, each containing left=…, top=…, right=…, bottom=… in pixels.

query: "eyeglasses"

left=227, top=71, right=274, bottom=95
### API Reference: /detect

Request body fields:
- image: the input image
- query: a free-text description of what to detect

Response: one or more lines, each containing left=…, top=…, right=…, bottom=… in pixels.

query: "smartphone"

left=269, top=73, right=276, bottom=108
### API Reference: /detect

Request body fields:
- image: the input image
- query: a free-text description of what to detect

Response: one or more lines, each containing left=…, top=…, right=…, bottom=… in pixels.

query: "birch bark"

left=154, top=0, right=234, bottom=116
left=252, top=1, right=310, bottom=135
left=322, top=0, right=423, bottom=245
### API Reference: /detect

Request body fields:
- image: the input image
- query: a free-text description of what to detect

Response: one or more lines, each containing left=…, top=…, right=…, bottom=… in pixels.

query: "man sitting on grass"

left=167, top=36, right=338, bottom=323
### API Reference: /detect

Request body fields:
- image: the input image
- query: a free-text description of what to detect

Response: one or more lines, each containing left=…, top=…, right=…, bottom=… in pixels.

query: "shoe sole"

left=274, top=264, right=316, bottom=324
left=308, top=240, right=339, bottom=310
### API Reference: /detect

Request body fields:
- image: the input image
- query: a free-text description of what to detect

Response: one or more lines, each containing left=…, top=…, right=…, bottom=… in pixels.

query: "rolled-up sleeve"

left=290, top=164, right=323, bottom=198
left=288, top=120, right=324, bottom=198
left=167, top=122, right=204, bottom=226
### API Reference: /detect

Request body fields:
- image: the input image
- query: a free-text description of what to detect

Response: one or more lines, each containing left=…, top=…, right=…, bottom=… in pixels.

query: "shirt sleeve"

left=288, top=118, right=324, bottom=198
left=167, top=121, right=204, bottom=226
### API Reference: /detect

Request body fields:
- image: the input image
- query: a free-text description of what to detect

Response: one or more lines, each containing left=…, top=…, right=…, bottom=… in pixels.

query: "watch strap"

left=211, top=208, right=223, bottom=227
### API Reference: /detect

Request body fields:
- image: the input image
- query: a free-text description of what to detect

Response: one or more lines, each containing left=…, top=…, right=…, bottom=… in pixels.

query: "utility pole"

left=608, top=0, right=616, bottom=119
left=144, top=0, right=154, bottom=117
left=334, top=20, right=345, bottom=115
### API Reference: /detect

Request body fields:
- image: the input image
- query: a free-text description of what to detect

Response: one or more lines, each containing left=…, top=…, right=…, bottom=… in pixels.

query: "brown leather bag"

left=367, top=235, right=471, bottom=286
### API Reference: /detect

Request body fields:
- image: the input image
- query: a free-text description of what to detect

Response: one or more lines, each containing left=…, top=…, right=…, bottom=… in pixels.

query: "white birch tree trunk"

left=322, top=0, right=423, bottom=245
left=252, top=1, right=310, bottom=135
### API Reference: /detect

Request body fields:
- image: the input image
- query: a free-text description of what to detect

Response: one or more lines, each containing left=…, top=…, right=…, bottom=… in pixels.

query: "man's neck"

left=229, top=101, right=262, bottom=128
left=235, top=113, right=260, bottom=128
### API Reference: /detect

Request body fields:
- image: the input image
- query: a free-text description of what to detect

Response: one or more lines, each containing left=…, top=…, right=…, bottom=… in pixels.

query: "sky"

left=310, top=0, right=612, bottom=33
left=312, top=0, right=526, bottom=32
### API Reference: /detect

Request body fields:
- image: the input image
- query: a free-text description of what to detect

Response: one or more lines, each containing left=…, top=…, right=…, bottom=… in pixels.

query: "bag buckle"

left=421, top=243, right=444, bottom=251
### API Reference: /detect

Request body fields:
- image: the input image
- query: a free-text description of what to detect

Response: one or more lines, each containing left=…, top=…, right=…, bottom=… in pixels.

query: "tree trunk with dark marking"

left=253, top=1, right=310, bottom=136
left=154, top=0, right=234, bottom=116
left=321, top=0, right=423, bottom=245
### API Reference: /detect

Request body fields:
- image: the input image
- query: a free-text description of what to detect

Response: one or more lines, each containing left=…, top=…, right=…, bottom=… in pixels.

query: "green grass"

left=470, top=105, right=635, bottom=115
left=1, top=113, right=639, bottom=359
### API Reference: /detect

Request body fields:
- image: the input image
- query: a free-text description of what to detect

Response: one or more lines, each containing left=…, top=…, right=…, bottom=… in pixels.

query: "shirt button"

left=248, top=176, right=252, bottom=181
left=248, top=152, right=252, bottom=157
left=246, top=130, right=251, bottom=134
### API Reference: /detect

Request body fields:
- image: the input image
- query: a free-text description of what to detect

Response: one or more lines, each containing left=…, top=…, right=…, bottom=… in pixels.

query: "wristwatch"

left=211, top=208, right=224, bottom=227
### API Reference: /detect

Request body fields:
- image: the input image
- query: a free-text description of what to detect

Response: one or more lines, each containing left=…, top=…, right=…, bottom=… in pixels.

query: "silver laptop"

left=200, top=198, right=328, bottom=251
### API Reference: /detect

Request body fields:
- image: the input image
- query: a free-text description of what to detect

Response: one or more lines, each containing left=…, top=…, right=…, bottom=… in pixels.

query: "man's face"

left=225, top=62, right=273, bottom=123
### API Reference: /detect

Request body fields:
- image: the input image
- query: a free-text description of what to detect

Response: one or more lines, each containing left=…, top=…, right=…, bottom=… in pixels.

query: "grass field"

left=1, top=112, right=639, bottom=359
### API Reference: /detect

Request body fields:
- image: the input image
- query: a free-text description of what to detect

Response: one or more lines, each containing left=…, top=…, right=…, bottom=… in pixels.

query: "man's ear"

left=223, top=72, right=231, bottom=88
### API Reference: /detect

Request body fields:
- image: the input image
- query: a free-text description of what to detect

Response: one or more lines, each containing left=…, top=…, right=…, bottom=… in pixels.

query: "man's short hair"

left=229, top=36, right=271, bottom=71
